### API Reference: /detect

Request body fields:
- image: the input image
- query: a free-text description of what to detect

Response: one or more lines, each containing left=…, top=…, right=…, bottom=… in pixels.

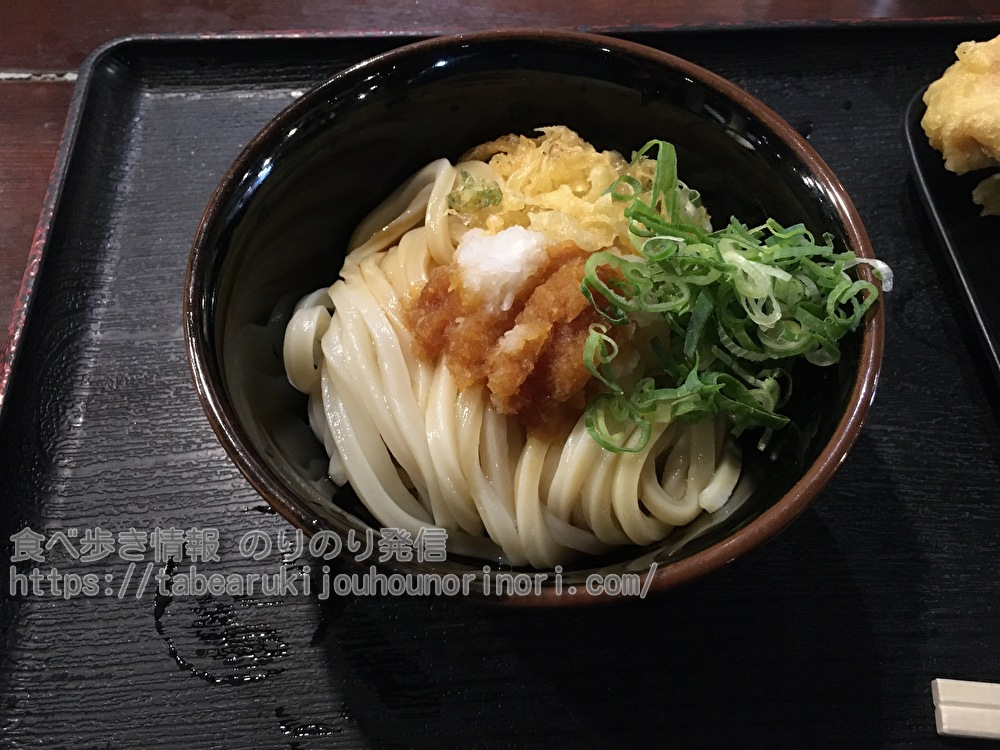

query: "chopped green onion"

left=580, top=140, right=887, bottom=453
left=446, top=170, right=502, bottom=211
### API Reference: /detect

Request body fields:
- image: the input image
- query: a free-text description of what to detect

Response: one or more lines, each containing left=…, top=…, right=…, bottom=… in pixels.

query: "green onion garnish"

left=581, top=140, right=887, bottom=453
left=446, top=170, right=502, bottom=211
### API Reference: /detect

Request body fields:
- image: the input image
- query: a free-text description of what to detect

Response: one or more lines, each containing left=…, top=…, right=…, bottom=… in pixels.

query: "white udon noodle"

left=283, top=158, right=744, bottom=567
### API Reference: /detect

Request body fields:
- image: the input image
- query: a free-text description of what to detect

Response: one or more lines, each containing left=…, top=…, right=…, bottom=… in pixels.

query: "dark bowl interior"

left=185, top=31, right=883, bottom=604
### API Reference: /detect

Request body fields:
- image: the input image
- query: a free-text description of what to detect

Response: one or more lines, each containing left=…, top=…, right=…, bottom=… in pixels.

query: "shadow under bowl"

left=184, top=30, right=884, bottom=605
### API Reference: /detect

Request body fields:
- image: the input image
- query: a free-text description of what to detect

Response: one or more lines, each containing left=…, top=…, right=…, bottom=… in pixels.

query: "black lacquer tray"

left=2, top=27, right=1000, bottom=748
left=905, top=87, right=1000, bottom=400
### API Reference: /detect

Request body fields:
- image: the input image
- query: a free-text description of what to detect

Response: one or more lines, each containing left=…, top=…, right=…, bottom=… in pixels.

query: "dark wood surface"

left=3, top=0, right=999, bottom=71
left=1, top=2, right=1000, bottom=357
left=2, top=23, right=1000, bottom=749
left=0, top=83, right=75, bottom=340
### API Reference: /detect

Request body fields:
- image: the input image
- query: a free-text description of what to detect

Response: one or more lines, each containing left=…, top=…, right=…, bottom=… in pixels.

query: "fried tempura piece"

left=922, top=36, right=1000, bottom=174
left=922, top=35, right=1000, bottom=215
left=973, top=173, right=1000, bottom=217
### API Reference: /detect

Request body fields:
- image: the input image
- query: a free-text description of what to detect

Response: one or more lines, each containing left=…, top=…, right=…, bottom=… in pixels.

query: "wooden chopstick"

left=932, top=678, right=1000, bottom=740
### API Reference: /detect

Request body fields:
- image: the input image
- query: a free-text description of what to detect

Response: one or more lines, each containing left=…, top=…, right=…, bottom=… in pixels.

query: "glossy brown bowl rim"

left=184, top=28, right=885, bottom=606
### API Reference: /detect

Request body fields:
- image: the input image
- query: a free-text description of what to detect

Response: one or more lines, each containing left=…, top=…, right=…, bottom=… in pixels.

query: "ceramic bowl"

left=184, top=30, right=884, bottom=605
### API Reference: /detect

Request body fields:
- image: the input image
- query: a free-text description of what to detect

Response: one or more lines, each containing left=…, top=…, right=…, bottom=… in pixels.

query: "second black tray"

left=3, top=27, right=1000, bottom=748
left=906, top=86, right=1000, bottom=397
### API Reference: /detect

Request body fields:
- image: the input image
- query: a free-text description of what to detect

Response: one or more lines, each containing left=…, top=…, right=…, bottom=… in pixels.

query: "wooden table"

left=2, top=0, right=999, bottom=352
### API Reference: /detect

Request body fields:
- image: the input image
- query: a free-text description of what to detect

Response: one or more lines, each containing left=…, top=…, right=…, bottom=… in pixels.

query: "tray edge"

left=903, top=86, right=1000, bottom=391
left=0, top=36, right=138, bottom=424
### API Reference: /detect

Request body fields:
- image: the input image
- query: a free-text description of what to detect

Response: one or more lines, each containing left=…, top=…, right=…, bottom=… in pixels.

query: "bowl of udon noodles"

left=185, top=30, right=886, bottom=605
